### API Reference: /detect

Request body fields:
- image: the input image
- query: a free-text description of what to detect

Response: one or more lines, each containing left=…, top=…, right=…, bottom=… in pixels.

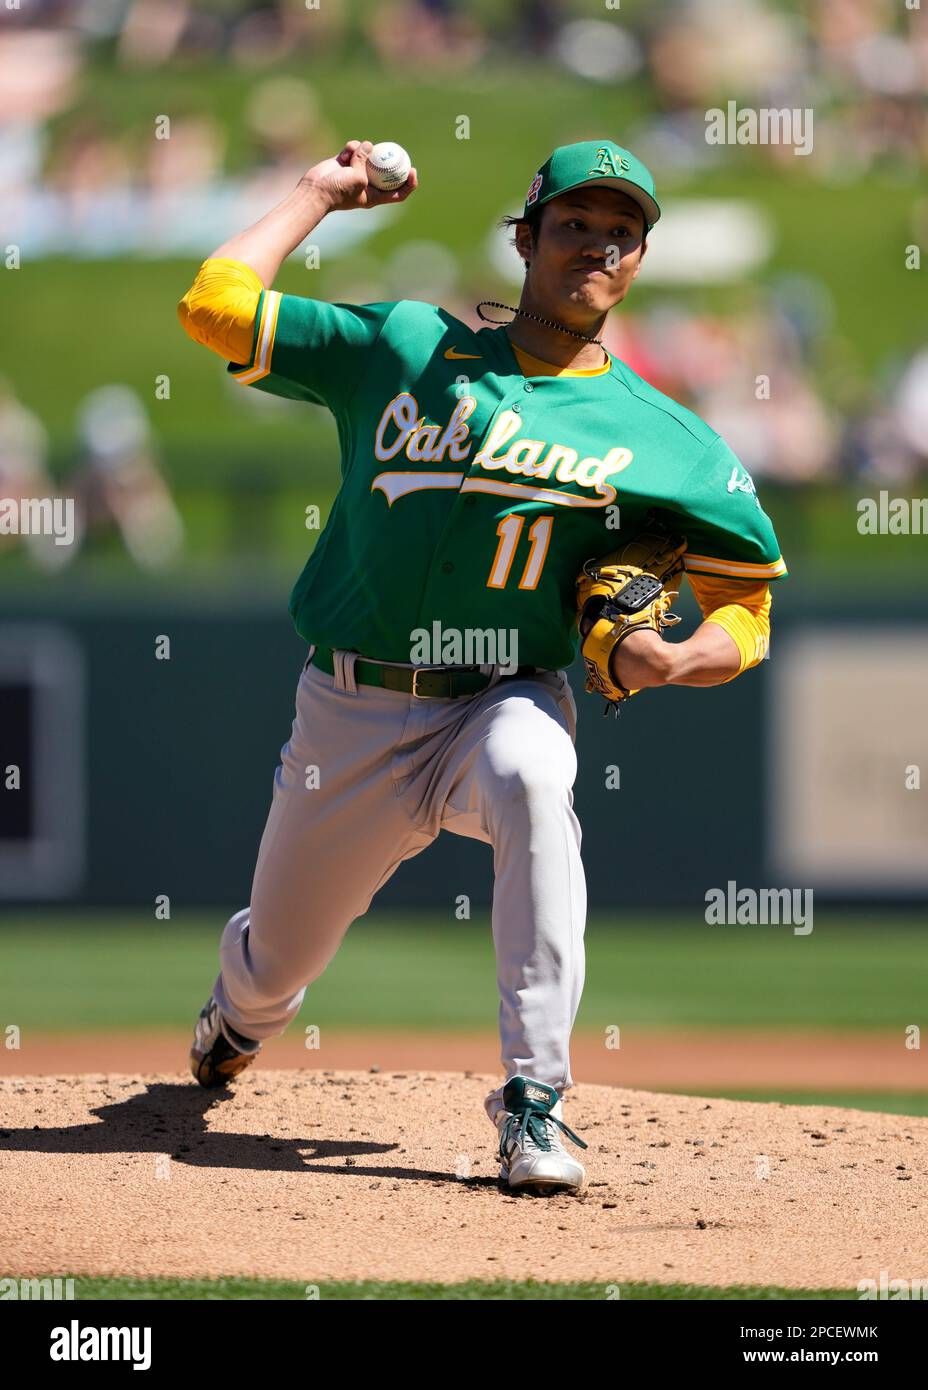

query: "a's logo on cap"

left=589, top=146, right=630, bottom=177
left=525, top=173, right=543, bottom=206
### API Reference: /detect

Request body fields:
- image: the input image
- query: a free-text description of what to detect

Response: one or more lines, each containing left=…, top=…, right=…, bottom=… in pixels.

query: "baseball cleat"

left=189, top=996, right=261, bottom=1089
left=494, top=1075, right=588, bottom=1196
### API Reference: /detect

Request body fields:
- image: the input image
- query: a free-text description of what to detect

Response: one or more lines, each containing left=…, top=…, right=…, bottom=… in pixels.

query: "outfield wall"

left=1, top=585, right=925, bottom=910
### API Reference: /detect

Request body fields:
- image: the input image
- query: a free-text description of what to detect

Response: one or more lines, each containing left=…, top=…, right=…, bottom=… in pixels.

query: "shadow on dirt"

left=0, top=1079, right=482, bottom=1182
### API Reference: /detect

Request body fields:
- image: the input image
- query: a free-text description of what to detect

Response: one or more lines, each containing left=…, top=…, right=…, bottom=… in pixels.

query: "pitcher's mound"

left=1, top=1070, right=925, bottom=1289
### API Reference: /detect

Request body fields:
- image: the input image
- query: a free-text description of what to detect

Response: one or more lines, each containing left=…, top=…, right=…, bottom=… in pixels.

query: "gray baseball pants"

left=212, top=647, right=587, bottom=1107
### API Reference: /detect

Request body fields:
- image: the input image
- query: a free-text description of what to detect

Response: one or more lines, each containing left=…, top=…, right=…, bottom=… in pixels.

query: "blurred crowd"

left=3, top=0, right=927, bottom=111
left=2, top=0, right=924, bottom=243
left=0, top=0, right=925, bottom=566
left=0, top=381, right=183, bottom=570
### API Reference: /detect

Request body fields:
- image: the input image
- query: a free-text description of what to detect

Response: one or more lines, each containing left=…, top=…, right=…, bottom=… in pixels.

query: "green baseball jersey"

left=230, top=292, right=786, bottom=669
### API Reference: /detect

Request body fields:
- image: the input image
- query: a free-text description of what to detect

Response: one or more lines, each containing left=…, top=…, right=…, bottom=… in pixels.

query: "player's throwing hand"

left=302, top=139, right=418, bottom=212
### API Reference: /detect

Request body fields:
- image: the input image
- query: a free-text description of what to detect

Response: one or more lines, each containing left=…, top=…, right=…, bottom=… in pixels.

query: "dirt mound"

left=1, top=1071, right=925, bottom=1289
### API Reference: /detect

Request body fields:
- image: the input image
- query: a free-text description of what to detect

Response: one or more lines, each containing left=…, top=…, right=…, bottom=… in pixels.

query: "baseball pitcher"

left=178, top=138, right=786, bottom=1195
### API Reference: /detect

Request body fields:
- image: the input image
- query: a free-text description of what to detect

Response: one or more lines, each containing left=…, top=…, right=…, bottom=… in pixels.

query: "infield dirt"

left=1, top=1070, right=926, bottom=1289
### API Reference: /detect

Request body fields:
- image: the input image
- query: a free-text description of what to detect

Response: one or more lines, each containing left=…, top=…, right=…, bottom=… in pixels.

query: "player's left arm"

left=615, top=577, right=770, bottom=691
left=613, top=435, right=784, bottom=693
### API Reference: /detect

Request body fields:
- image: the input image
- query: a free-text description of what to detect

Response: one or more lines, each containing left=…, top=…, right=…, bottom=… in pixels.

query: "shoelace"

left=499, top=1107, right=589, bottom=1162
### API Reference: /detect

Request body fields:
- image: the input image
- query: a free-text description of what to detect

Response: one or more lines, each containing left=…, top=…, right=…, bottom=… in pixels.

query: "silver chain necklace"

left=476, top=300, right=608, bottom=358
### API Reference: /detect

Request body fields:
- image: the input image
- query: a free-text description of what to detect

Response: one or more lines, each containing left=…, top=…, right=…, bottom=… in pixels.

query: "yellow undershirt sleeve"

left=177, top=258, right=265, bottom=363
left=686, top=574, right=772, bottom=678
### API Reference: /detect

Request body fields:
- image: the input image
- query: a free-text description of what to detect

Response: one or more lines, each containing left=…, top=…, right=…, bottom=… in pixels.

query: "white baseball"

left=366, top=142, right=412, bottom=192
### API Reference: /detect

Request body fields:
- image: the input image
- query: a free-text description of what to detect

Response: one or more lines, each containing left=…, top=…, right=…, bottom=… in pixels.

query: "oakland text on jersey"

left=372, top=394, right=631, bottom=508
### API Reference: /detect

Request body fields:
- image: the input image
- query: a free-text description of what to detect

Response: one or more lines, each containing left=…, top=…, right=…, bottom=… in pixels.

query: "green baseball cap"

left=522, top=140, right=660, bottom=230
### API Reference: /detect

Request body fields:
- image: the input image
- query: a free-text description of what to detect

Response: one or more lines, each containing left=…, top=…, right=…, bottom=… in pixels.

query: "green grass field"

left=2, top=911, right=924, bottom=1034
left=3, top=910, right=925, bottom=1115
left=685, top=1090, right=928, bottom=1116
left=62, top=1276, right=857, bottom=1301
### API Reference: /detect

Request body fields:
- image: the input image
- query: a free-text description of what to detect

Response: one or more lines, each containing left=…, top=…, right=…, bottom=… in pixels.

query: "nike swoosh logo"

left=444, top=347, right=482, bottom=360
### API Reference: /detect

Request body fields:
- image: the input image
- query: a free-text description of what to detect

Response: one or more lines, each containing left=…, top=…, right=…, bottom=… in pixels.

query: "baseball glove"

left=576, top=525, right=687, bottom=712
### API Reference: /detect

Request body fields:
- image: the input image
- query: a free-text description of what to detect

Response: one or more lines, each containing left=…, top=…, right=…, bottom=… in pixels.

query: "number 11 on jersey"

left=486, top=515, right=554, bottom=591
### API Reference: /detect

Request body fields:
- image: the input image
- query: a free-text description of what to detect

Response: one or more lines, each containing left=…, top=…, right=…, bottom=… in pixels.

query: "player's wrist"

left=295, top=177, right=337, bottom=215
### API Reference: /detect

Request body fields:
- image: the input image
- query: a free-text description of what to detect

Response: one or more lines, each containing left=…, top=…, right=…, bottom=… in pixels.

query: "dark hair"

left=497, top=205, right=545, bottom=271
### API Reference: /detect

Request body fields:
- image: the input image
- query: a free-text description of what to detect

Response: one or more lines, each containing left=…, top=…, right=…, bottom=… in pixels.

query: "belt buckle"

left=410, top=665, right=484, bottom=698
left=411, top=666, right=442, bottom=699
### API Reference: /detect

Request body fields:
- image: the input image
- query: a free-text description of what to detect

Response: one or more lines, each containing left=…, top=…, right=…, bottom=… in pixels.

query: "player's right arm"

left=176, top=140, right=417, bottom=410
left=208, top=139, right=417, bottom=288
